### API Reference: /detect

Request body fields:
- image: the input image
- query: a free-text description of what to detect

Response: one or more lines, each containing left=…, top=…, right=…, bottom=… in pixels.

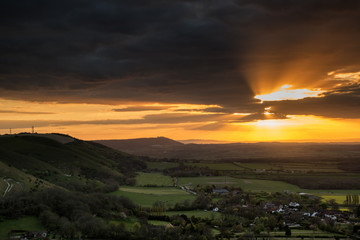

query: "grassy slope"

left=0, top=134, right=144, bottom=193
left=0, top=136, right=122, bottom=177
left=0, top=162, right=54, bottom=192
left=136, top=172, right=173, bottom=186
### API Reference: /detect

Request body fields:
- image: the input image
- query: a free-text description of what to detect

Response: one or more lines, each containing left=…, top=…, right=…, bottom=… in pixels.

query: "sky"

left=1, top=0, right=360, bottom=142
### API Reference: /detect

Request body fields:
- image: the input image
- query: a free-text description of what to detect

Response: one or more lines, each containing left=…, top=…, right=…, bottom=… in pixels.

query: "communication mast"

left=32, top=126, right=34, bottom=134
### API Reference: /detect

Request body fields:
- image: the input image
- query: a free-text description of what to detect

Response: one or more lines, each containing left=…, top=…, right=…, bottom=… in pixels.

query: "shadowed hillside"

left=0, top=133, right=146, bottom=195
left=95, top=137, right=184, bottom=157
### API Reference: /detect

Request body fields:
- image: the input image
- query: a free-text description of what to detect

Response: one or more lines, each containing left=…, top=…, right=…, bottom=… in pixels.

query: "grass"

left=234, top=162, right=279, bottom=170
left=0, top=162, right=53, bottom=192
left=110, top=218, right=170, bottom=229
left=165, top=210, right=220, bottom=219
left=186, top=163, right=245, bottom=171
left=237, top=179, right=303, bottom=192
left=321, top=195, right=346, bottom=204
left=0, top=216, right=44, bottom=239
left=178, top=176, right=242, bottom=186
left=233, top=161, right=344, bottom=173
left=178, top=176, right=360, bottom=198
left=178, top=176, right=301, bottom=193
left=273, top=162, right=344, bottom=173
left=148, top=220, right=169, bottom=226
left=109, top=217, right=137, bottom=231
left=110, top=186, right=196, bottom=208
left=146, top=161, right=179, bottom=170
left=136, top=172, right=173, bottom=186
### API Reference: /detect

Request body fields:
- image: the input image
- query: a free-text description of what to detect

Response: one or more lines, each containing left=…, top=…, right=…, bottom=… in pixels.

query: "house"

left=325, top=214, right=337, bottom=221
left=277, top=206, right=285, bottom=213
left=213, top=189, right=229, bottom=195
left=264, top=202, right=278, bottom=212
left=264, top=202, right=276, bottom=209
left=8, top=230, right=48, bottom=240
left=289, top=202, right=300, bottom=208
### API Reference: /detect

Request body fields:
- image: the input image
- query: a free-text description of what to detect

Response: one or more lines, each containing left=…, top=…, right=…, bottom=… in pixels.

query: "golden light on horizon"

left=1, top=98, right=360, bottom=143
left=254, top=85, right=324, bottom=102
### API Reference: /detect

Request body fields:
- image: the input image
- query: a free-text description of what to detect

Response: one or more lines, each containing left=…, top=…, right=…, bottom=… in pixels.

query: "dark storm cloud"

left=1, top=0, right=360, bottom=118
left=0, top=113, right=227, bottom=129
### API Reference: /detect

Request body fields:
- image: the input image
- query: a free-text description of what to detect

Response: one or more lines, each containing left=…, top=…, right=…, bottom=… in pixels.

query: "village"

left=176, top=185, right=360, bottom=239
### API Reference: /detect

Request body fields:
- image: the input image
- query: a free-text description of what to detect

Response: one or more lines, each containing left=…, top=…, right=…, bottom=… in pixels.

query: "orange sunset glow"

left=1, top=0, right=360, bottom=143
left=2, top=2, right=360, bottom=238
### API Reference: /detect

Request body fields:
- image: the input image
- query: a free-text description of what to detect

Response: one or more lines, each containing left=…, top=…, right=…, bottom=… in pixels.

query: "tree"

left=326, top=199, right=339, bottom=210
left=285, top=225, right=291, bottom=237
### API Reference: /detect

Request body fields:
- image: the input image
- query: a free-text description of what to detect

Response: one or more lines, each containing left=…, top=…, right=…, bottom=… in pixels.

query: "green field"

left=148, top=220, right=170, bottom=226
left=165, top=210, right=220, bottom=219
left=178, top=176, right=360, bottom=201
left=110, top=186, right=196, bottom=208
left=109, top=217, right=138, bottom=231
left=236, top=179, right=303, bottom=192
left=178, top=176, right=302, bottom=192
left=0, top=216, right=44, bottom=239
left=146, top=162, right=179, bottom=170
left=273, top=162, right=344, bottom=173
left=186, top=162, right=245, bottom=171
left=233, top=161, right=344, bottom=173
left=136, top=172, right=173, bottom=186
left=178, top=176, right=242, bottom=186
left=234, top=162, right=280, bottom=170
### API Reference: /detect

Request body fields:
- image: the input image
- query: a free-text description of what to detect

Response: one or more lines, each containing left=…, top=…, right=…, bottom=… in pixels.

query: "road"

left=3, top=178, right=14, bottom=197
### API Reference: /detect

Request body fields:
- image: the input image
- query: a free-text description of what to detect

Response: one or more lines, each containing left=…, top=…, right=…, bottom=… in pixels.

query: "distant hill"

left=94, top=137, right=360, bottom=161
left=0, top=133, right=146, bottom=195
left=95, top=137, right=183, bottom=157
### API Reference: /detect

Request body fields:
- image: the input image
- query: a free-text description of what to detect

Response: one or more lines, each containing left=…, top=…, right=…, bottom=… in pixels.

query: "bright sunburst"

left=254, top=85, right=324, bottom=102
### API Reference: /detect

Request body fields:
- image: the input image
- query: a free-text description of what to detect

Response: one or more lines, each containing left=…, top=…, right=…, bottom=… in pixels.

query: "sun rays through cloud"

left=254, top=85, right=324, bottom=102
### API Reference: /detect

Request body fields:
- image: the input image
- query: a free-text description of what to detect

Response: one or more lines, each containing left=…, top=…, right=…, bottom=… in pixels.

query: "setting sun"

left=254, top=85, right=324, bottom=102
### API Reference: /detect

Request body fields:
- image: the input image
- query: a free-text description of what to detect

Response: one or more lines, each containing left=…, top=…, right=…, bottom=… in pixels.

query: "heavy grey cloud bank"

left=1, top=0, right=360, bottom=118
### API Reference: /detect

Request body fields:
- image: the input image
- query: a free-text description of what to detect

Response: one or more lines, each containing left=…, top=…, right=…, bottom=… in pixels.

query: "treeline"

left=284, top=177, right=360, bottom=190
left=0, top=189, right=215, bottom=240
left=163, top=163, right=215, bottom=177
left=338, top=159, right=360, bottom=173
left=345, top=195, right=360, bottom=206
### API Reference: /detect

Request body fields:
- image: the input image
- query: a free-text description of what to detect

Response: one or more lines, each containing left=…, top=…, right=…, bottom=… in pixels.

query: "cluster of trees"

left=284, top=177, right=360, bottom=190
left=0, top=188, right=217, bottom=240
left=344, top=195, right=359, bottom=206
left=163, top=163, right=215, bottom=177
left=170, top=194, right=213, bottom=211
left=0, top=189, right=135, bottom=238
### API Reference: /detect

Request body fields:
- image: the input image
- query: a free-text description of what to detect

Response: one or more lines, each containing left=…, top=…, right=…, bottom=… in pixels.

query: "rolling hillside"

left=95, top=136, right=184, bottom=158
left=0, top=133, right=146, bottom=195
